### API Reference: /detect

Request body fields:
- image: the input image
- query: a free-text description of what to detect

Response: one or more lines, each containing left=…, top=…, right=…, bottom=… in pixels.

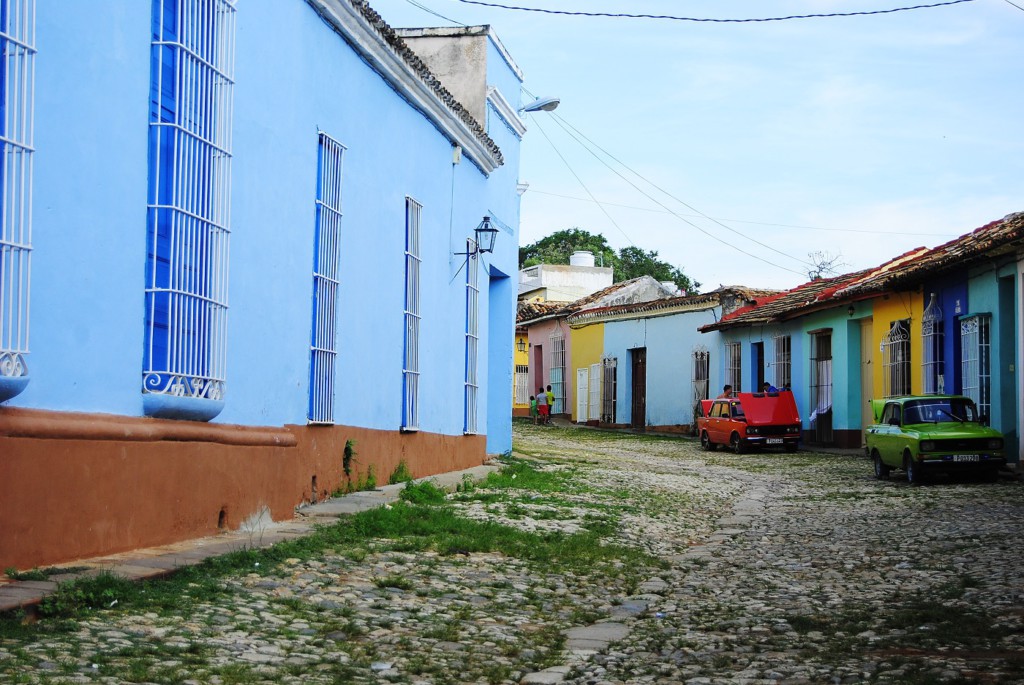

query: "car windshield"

left=903, top=398, right=978, bottom=424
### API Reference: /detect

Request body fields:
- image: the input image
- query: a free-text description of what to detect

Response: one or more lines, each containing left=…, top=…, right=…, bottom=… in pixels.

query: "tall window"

left=0, top=0, right=35, bottom=394
left=514, top=364, right=529, bottom=406
left=549, top=330, right=565, bottom=414
left=725, top=342, right=742, bottom=392
left=691, top=346, right=709, bottom=417
left=961, top=314, right=991, bottom=419
left=588, top=363, right=601, bottom=422
left=809, top=331, right=833, bottom=443
left=773, top=335, right=791, bottom=389
left=881, top=319, right=911, bottom=398
left=144, top=0, right=236, bottom=405
left=308, top=133, right=345, bottom=423
left=921, top=294, right=944, bottom=395
left=601, top=357, right=617, bottom=423
left=464, top=241, right=479, bottom=434
left=402, top=197, right=422, bottom=430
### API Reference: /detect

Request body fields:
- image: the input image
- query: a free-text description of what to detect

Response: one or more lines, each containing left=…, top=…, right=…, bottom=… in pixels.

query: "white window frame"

left=691, top=346, right=709, bottom=417
left=725, top=342, right=742, bottom=392
left=514, top=364, right=529, bottom=406
left=308, top=132, right=345, bottom=423
left=144, top=0, right=236, bottom=404
left=921, top=293, right=944, bottom=395
left=549, top=330, right=565, bottom=414
left=464, top=240, right=479, bottom=434
left=0, top=0, right=35, bottom=390
left=588, top=362, right=601, bottom=422
left=601, top=356, right=617, bottom=423
left=961, top=314, right=991, bottom=419
left=402, top=197, right=422, bottom=431
left=881, top=319, right=911, bottom=398
left=773, top=334, right=791, bottom=390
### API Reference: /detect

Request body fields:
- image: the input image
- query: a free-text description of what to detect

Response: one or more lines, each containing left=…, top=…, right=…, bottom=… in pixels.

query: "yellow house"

left=568, top=321, right=604, bottom=423
left=513, top=327, right=530, bottom=416
left=870, top=290, right=925, bottom=399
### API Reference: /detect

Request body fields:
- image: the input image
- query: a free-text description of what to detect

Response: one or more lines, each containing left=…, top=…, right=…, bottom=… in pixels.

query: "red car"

left=697, top=391, right=802, bottom=453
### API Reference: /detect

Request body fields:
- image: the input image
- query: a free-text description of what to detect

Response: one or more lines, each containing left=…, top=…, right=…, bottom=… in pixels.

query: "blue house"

left=0, top=0, right=525, bottom=569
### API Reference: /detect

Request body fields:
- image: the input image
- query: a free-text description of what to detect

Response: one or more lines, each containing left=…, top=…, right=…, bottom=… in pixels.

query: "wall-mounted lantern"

left=516, top=337, right=527, bottom=353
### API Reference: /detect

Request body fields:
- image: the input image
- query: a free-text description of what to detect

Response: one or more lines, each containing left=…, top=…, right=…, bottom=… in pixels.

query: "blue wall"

left=13, top=2, right=522, bottom=447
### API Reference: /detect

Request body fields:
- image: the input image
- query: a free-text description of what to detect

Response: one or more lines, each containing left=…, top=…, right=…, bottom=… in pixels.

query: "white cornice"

left=486, top=86, right=526, bottom=139
left=309, top=0, right=499, bottom=175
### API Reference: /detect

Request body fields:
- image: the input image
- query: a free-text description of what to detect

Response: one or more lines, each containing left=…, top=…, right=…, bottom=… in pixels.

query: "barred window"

left=691, top=346, right=709, bottom=415
left=773, top=335, right=791, bottom=389
left=464, top=241, right=479, bottom=434
left=514, top=364, right=529, bottom=406
left=881, top=320, right=911, bottom=398
left=144, top=0, right=236, bottom=412
left=402, top=197, right=422, bottom=430
left=921, top=294, right=944, bottom=395
left=308, top=133, right=345, bottom=423
left=809, top=331, right=833, bottom=442
left=549, top=331, right=565, bottom=414
left=0, top=0, right=34, bottom=399
left=725, top=342, right=742, bottom=392
left=601, top=357, right=617, bottom=423
left=961, top=314, right=991, bottom=419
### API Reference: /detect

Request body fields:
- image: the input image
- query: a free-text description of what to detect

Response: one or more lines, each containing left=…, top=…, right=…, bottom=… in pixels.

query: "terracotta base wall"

left=512, top=407, right=530, bottom=418
left=0, top=408, right=485, bottom=570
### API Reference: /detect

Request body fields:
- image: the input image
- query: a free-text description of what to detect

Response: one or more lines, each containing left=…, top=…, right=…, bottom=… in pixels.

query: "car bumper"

left=744, top=436, right=800, bottom=448
left=918, top=454, right=1006, bottom=470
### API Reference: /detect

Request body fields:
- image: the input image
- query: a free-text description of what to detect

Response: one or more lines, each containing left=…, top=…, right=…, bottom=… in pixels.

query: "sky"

left=370, top=0, right=1024, bottom=292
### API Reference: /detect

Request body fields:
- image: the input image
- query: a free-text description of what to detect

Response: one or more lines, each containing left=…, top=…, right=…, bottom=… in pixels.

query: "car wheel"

left=904, top=451, right=924, bottom=484
left=872, top=450, right=890, bottom=480
left=700, top=431, right=715, bottom=451
left=731, top=433, right=745, bottom=454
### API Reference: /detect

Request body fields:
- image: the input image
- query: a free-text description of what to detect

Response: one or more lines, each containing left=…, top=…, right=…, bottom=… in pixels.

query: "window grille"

left=921, top=293, right=943, bottom=395
left=961, top=314, right=991, bottom=419
left=549, top=330, right=565, bottom=414
left=464, top=241, right=479, bottom=434
left=514, top=364, right=529, bottom=406
left=588, top=362, right=601, bottom=421
left=691, top=346, right=709, bottom=417
left=809, top=331, right=833, bottom=443
left=402, top=197, right=422, bottom=430
left=0, top=0, right=34, bottom=386
left=773, top=335, right=791, bottom=389
left=725, top=342, right=742, bottom=392
left=308, top=133, right=345, bottom=423
left=881, top=320, right=911, bottom=398
left=144, top=0, right=236, bottom=403
left=601, top=357, right=617, bottom=423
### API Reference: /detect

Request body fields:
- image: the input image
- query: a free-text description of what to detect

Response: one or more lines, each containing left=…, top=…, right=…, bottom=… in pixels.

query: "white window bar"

left=880, top=320, right=910, bottom=398
left=809, top=332, right=833, bottom=442
left=601, top=356, right=617, bottom=423
left=588, top=362, right=601, bottom=422
left=144, top=0, right=236, bottom=402
left=773, top=334, right=791, bottom=390
left=725, top=342, right=742, bottom=392
left=402, top=197, right=422, bottom=430
left=691, top=346, right=709, bottom=419
left=308, top=132, right=345, bottom=423
left=961, top=314, right=991, bottom=419
left=464, top=240, right=479, bottom=434
left=548, top=330, right=565, bottom=414
left=921, top=293, right=944, bottom=395
left=0, top=0, right=35, bottom=385
left=513, top=364, right=529, bottom=406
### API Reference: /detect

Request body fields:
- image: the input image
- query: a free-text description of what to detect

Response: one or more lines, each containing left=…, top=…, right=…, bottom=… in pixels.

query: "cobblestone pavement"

left=2, top=423, right=1023, bottom=684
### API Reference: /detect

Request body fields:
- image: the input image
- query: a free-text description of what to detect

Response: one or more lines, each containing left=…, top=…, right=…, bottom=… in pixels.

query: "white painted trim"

left=486, top=31, right=524, bottom=82
left=486, top=86, right=526, bottom=139
left=309, top=0, right=499, bottom=175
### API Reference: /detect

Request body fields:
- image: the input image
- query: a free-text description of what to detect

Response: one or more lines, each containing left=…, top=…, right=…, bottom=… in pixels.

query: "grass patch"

left=400, top=479, right=448, bottom=505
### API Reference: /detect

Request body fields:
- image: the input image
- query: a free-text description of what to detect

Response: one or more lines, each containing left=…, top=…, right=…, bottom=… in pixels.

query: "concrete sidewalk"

left=0, top=463, right=500, bottom=615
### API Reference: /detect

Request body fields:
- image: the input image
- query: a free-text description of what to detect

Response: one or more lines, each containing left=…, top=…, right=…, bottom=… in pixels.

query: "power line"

left=455, top=0, right=977, bottom=22
left=404, top=0, right=467, bottom=24
left=527, top=190, right=958, bottom=237
left=1002, top=0, right=1024, bottom=12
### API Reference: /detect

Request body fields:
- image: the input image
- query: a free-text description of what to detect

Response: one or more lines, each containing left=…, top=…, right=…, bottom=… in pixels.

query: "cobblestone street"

left=2, top=422, right=1023, bottom=684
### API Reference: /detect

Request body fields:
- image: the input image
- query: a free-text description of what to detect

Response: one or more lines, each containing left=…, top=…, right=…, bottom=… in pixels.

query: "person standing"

left=537, top=387, right=549, bottom=424
left=529, top=395, right=538, bottom=424
left=718, top=384, right=733, bottom=398
left=546, top=384, right=556, bottom=419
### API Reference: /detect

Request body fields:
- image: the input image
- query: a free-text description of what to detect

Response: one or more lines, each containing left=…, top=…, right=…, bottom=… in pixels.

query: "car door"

left=873, top=403, right=902, bottom=464
left=709, top=401, right=728, bottom=443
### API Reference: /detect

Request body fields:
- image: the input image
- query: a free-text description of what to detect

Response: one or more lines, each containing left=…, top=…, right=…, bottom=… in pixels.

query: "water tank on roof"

left=570, top=250, right=595, bottom=267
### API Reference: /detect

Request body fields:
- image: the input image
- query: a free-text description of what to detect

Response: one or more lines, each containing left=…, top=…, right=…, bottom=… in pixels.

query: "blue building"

left=0, top=0, right=525, bottom=569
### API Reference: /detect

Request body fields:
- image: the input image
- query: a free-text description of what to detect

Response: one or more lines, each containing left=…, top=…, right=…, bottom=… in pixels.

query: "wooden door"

left=631, top=347, right=647, bottom=430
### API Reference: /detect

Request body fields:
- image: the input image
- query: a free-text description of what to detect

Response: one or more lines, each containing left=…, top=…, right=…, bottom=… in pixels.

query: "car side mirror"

left=888, top=417, right=901, bottom=426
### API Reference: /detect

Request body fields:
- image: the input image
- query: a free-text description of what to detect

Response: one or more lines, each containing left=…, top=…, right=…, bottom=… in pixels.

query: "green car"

left=865, top=395, right=1006, bottom=483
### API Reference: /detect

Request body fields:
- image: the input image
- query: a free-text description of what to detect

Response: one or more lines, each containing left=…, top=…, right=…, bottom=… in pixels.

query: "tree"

left=806, top=250, right=846, bottom=281
left=519, top=228, right=700, bottom=293
left=519, top=228, right=615, bottom=270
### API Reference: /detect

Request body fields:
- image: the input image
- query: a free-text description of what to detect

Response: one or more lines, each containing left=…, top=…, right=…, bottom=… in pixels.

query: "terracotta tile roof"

left=346, top=1, right=503, bottom=166
left=566, top=286, right=778, bottom=325
left=516, top=276, right=666, bottom=325
left=701, top=211, right=1024, bottom=331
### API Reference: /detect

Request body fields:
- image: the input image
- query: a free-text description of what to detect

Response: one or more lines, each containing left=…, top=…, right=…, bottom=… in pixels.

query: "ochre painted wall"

left=871, top=291, right=924, bottom=396
left=512, top=331, right=529, bottom=413
left=569, top=323, right=604, bottom=422
left=0, top=409, right=485, bottom=570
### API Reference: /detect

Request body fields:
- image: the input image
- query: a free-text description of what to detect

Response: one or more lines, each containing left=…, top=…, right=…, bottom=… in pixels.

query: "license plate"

left=953, top=454, right=980, bottom=462
left=766, top=438, right=783, bottom=445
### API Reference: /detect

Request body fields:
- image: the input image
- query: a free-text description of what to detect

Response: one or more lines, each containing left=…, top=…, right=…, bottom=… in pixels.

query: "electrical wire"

left=1002, top=0, right=1024, bottom=12
left=455, top=0, right=977, bottom=22
left=404, top=0, right=466, bottom=24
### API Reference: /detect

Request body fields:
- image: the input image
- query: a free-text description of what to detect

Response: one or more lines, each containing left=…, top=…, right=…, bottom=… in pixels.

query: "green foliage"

left=4, top=567, right=46, bottom=581
left=400, top=479, right=447, bottom=505
left=518, top=227, right=699, bottom=292
left=37, top=572, right=139, bottom=619
left=388, top=459, right=414, bottom=485
left=373, top=574, right=413, bottom=591
left=343, top=439, right=356, bottom=479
